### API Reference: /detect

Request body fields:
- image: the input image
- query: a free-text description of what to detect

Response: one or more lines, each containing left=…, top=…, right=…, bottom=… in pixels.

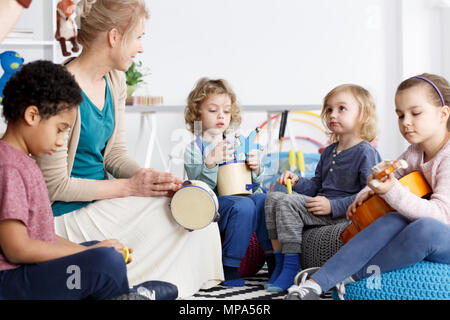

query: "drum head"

left=171, top=185, right=217, bottom=230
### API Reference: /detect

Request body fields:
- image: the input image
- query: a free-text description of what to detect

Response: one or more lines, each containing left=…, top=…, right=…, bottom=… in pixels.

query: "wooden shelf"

left=0, top=1, right=59, bottom=61
left=1, top=40, right=54, bottom=46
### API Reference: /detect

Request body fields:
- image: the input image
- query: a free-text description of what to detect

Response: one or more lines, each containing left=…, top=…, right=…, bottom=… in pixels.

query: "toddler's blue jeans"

left=218, top=193, right=272, bottom=267
left=0, top=241, right=129, bottom=299
left=312, top=212, right=450, bottom=292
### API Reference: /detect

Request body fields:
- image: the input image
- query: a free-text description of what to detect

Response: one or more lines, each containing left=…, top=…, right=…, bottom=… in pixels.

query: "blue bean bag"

left=332, top=261, right=450, bottom=300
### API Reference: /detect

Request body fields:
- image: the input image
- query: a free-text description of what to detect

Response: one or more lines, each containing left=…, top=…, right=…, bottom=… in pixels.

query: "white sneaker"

left=284, top=276, right=322, bottom=300
left=289, top=267, right=354, bottom=300
left=293, top=267, right=320, bottom=286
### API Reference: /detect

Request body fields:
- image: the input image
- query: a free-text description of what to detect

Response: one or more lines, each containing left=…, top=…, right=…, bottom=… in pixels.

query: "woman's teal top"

left=52, top=78, right=114, bottom=217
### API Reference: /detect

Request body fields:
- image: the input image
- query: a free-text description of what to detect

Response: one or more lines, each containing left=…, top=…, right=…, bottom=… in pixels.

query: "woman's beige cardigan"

left=36, top=69, right=140, bottom=203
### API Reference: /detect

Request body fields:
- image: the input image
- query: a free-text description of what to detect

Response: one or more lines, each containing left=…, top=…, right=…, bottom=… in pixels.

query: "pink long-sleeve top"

left=358, top=139, right=450, bottom=226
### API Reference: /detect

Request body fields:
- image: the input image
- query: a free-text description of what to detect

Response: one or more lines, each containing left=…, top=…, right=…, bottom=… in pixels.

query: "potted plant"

left=125, top=60, right=147, bottom=97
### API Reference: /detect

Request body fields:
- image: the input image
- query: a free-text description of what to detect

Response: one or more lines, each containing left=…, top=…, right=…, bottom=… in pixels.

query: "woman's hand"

left=90, top=239, right=134, bottom=264
left=276, top=170, right=300, bottom=186
left=246, top=150, right=260, bottom=176
left=204, top=138, right=236, bottom=169
left=346, top=190, right=374, bottom=220
left=367, top=172, right=396, bottom=195
left=127, top=168, right=183, bottom=197
left=305, top=196, right=331, bottom=215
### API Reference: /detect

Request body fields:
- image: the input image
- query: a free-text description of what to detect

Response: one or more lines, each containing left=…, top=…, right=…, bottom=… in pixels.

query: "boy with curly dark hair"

left=1, top=59, right=82, bottom=124
left=0, top=60, right=176, bottom=299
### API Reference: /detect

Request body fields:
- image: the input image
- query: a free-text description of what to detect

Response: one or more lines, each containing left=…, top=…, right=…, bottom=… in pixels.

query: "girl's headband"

left=413, top=76, right=446, bottom=106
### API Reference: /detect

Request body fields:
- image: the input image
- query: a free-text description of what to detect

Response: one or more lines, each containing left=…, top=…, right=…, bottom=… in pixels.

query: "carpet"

left=185, top=268, right=332, bottom=300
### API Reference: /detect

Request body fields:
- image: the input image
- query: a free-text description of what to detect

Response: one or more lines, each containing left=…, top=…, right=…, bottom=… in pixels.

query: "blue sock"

left=264, top=250, right=283, bottom=289
left=222, top=266, right=245, bottom=287
left=267, top=253, right=300, bottom=292
left=222, top=278, right=245, bottom=287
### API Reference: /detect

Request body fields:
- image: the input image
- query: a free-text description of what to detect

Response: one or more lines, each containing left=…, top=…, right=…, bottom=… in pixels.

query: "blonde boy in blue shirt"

left=264, top=84, right=382, bottom=292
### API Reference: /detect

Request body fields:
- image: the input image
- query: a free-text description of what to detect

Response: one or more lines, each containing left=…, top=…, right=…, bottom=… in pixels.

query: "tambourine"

left=217, top=160, right=253, bottom=196
left=169, top=180, right=220, bottom=231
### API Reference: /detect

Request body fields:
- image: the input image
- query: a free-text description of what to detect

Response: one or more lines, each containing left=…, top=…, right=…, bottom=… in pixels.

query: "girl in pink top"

left=284, top=73, right=450, bottom=300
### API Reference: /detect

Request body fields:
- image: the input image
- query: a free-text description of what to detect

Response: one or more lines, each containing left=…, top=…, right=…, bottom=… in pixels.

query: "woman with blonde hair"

left=36, top=0, right=223, bottom=298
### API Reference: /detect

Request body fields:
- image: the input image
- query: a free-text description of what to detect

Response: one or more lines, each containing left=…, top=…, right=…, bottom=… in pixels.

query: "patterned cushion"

left=331, top=261, right=450, bottom=300
left=238, top=232, right=265, bottom=277
left=300, top=221, right=350, bottom=269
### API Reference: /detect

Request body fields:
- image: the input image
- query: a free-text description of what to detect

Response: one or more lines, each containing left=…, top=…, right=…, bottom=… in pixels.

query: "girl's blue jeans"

left=311, top=212, right=450, bottom=292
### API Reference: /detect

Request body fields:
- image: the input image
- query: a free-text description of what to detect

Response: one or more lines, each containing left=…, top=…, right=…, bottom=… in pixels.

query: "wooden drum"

left=169, top=180, right=219, bottom=231
left=217, top=160, right=252, bottom=196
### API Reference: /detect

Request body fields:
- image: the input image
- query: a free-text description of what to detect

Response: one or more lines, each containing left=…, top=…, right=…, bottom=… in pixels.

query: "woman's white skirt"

left=54, top=196, right=224, bottom=298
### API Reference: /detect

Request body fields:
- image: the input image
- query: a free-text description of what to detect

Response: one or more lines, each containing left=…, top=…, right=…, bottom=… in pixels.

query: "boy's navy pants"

left=218, top=193, right=272, bottom=267
left=0, top=241, right=129, bottom=300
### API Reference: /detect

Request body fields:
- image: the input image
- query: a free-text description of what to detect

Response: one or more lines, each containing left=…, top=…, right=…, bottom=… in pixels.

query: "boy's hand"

left=305, top=196, right=331, bottom=215
left=205, top=138, right=236, bottom=169
left=246, top=150, right=260, bottom=175
left=367, top=172, right=396, bottom=195
left=346, top=190, right=374, bottom=220
left=277, top=170, right=299, bottom=186
left=90, top=239, right=133, bottom=264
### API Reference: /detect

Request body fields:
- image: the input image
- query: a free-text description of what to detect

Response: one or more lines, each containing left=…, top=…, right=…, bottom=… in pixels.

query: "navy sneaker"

left=111, top=280, right=178, bottom=300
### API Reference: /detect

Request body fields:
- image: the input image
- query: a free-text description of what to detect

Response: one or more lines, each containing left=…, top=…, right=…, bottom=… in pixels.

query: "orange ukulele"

left=340, top=161, right=432, bottom=244
left=368, top=159, right=408, bottom=188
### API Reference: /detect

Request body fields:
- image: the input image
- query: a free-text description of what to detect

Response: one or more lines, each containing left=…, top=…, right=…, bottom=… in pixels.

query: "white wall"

left=131, top=0, right=405, bottom=176
left=144, top=0, right=389, bottom=105
left=1, top=0, right=448, bottom=179
left=397, top=0, right=449, bottom=150
left=441, top=4, right=450, bottom=80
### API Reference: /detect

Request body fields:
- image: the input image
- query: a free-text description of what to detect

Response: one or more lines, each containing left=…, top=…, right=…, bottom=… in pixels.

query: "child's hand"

left=277, top=170, right=299, bottom=186
left=205, top=138, right=236, bottom=169
left=245, top=150, right=260, bottom=175
left=305, top=196, right=331, bottom=215
left=346, top=190, right=374, bottom=220
left=90, top=239, right=133, bottom=264
left=367, top=172, right=396, bottom=195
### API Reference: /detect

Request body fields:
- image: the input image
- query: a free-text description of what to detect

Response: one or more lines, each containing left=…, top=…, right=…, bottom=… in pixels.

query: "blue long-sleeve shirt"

left=293, top=141, right=382, bottom=218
